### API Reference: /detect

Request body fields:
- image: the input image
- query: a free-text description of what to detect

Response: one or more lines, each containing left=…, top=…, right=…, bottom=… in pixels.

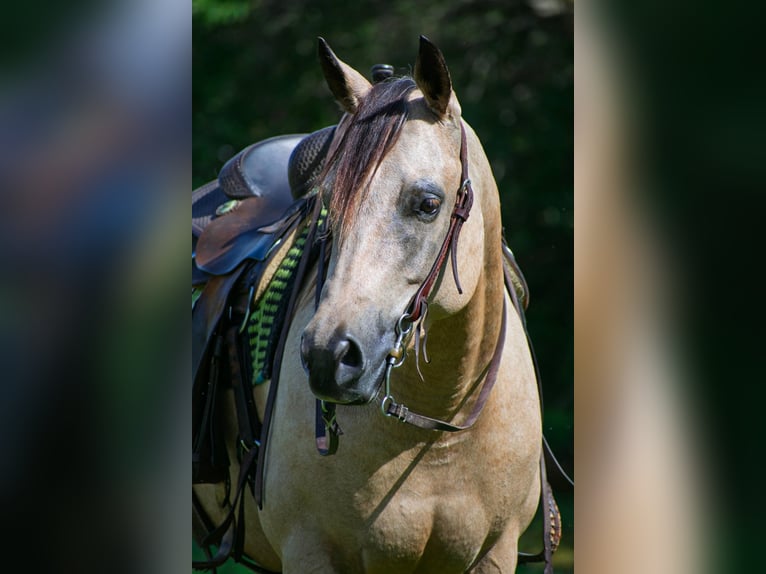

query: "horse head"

left=301, top=37, right=502, bottom=405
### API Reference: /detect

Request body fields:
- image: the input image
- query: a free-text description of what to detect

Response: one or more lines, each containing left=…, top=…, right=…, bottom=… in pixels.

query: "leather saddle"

left=192, top=126, right=336, bottom=284
left=192, top=126, right=335, bottom=486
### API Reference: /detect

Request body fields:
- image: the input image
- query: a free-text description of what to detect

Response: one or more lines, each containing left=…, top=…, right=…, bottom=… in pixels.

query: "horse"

left=194, top=36, right=547, bottom=573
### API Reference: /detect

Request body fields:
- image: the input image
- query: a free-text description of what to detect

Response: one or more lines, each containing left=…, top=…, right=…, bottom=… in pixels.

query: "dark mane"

left=320, top=77, right=417, bottom=240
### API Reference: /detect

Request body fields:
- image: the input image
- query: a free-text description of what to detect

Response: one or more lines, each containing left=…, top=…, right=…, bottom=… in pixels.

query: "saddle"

left=192, top=126, right=334, bottom=484
left=193, top=127, right=336, bottom=282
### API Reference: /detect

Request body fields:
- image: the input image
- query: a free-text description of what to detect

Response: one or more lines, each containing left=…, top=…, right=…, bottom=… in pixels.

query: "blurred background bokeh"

left=10, top=0, right=761, bottom=571
left=1, top=0, right=190, bottom=572
left=192, top=1, right=573, bottom=570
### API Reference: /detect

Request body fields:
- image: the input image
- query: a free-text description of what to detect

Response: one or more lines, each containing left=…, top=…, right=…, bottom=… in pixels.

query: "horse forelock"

left=320, top=77, right=417, bottom=241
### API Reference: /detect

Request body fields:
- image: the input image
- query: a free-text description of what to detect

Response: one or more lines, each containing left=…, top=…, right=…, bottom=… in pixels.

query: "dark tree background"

left=193, top=0, right=572, bottom=569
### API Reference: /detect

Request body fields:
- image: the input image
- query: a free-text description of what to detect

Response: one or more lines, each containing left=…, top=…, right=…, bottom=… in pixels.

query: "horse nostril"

left=334, top=336, right=364, bottom=384
left=336, top=337, right=363, bottom=367
left=301, top=329, right=366, bottom=392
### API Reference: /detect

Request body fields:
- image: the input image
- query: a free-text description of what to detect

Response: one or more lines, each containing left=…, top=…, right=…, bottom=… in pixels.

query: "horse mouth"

left=307, top=352, right=388, bottom=405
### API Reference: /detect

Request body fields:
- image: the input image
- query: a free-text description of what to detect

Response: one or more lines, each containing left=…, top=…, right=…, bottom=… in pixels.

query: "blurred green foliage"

left=192, top=0, right=252, bottom=24
left=193, top=0, right=572, bottom=569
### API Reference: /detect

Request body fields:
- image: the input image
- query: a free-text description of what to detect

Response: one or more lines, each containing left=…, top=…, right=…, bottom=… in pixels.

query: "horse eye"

left=419, top=197, right=441, bottom=215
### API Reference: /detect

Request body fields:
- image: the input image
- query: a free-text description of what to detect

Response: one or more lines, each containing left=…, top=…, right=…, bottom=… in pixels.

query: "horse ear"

left=414, top=35, right=460, bottom=119
left=317, top=37, right=372, bottom=114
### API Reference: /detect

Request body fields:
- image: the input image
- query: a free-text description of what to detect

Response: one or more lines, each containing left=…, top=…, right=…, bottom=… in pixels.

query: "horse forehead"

left=385, top=118, right=460, bottom=179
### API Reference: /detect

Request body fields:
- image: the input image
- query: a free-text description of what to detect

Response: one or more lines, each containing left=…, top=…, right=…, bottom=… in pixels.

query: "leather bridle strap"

left=385, top=299, right=506, bottom=431
left=402, top=123, right=473, bottom=324
left=382, top=122, right=505, bottom=432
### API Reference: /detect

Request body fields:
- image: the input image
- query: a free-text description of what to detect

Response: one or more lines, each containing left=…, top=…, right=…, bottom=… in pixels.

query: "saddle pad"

left=247, top=206, right=327, bottom=384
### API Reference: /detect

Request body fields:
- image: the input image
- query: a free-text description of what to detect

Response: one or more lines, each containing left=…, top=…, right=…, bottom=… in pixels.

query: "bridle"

left=316, top=121, right=508, bottom=444
left=379, top=122, right=508, bottom=431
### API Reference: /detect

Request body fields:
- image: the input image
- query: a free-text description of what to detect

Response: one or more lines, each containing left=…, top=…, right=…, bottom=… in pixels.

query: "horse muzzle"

left=300, top=328, right=385, bottom=404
